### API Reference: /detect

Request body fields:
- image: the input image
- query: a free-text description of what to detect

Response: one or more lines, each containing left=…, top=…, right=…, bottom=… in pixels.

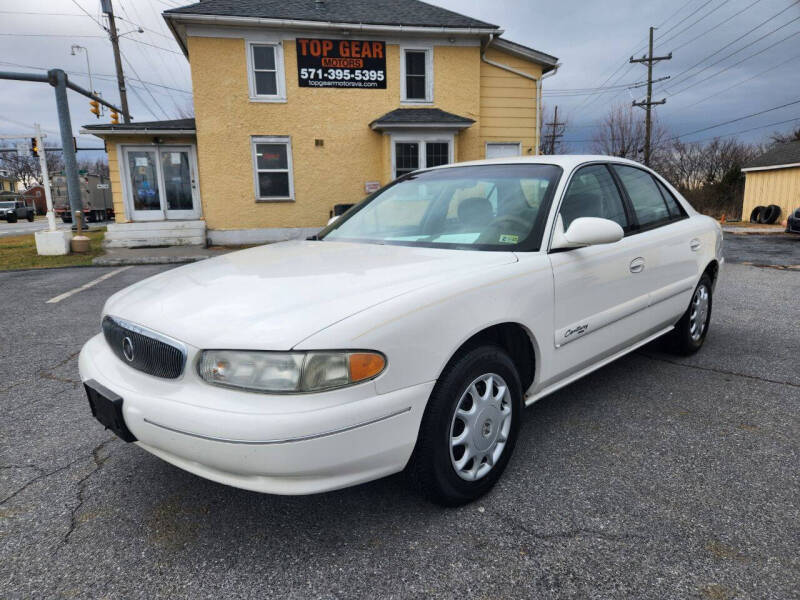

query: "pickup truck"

left=0, top=200, right=35, bottom=223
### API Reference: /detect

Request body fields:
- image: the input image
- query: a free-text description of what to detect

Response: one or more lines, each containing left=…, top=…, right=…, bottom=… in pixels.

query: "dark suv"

left=0, top=200, right=35, bottom=223
left=787, top=207, right=800, bottom=234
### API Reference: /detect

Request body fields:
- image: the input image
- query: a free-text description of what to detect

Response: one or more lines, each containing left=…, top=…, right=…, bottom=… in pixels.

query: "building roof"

left=370, top=108, right=475, bottom=131
left=492, top=37, right=558, bottom=72
left=742, top=140, right=800, bottom=171
left=81, top=118, right=196, bottom=135
left=164, top=0, right=498, bottom=29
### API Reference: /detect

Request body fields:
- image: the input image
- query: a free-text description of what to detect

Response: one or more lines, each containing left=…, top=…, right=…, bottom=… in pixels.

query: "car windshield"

left=319, top=164, right=562, bottom=251
left=0, top=202, right=15, bottom=209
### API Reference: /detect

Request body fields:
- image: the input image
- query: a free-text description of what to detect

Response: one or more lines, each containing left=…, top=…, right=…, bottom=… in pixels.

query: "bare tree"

left=0, top=142, right=63, bottom=190
left=591, top=104, right=668, bottom=161
left=769, top=126, right=800, bottom=145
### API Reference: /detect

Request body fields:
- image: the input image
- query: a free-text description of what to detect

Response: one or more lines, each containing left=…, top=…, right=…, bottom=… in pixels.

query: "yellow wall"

left=104, top=134, right=197, bottom=223
left=188, top=35, right=488, bottom=231
left=480, top=47, right=542, bottom=155
left=742, top=167, right=800, bottom=222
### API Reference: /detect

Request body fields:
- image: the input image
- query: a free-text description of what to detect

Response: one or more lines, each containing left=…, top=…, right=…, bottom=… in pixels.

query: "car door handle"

left=690, top=238, right=702, bottom=251
left=629, top=257, right=645, bottom=273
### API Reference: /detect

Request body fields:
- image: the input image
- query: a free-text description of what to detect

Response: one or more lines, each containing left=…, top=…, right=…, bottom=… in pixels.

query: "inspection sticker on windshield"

left=499, top=234, right=519, bottom=244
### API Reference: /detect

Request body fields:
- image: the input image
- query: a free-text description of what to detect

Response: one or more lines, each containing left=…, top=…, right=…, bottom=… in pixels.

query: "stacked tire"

left=749, top=204, right=781, bottom=224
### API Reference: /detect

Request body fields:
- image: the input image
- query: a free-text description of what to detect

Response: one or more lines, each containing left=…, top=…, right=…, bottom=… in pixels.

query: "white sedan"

left=80, top=155, right=722, bottom=506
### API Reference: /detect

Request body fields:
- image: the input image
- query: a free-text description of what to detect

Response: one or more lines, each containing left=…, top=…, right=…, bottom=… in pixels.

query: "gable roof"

left=742, top=141, right=800, bottom=171
left=370, top=108, right=474, bottom=131
left=164, top=0, right=498, bottom=29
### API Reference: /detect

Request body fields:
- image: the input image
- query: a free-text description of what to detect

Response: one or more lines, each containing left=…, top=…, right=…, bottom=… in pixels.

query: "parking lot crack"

left=638, top=353, right=800, bottom=389
left=57, top=436, right=116, bottom=551
left=501, top=515, right=645, bottom=544
left=0, top=457, right=84, bottom=506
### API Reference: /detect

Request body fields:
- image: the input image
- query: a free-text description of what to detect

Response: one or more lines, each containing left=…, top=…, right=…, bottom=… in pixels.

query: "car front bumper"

left=79, top=333, right=433, bottom=495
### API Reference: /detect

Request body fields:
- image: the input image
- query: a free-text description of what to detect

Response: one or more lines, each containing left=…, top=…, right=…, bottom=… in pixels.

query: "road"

left=1, top=255, right=798, bottom=598
left=0, top=218, right=71, bottom=239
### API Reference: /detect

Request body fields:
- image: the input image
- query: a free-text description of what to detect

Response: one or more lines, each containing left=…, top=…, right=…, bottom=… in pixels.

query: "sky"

left=0, top=0, right=798, bottom=158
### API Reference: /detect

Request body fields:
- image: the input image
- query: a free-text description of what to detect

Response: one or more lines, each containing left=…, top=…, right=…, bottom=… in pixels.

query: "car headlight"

left=197, top=350, right=386, bottom=393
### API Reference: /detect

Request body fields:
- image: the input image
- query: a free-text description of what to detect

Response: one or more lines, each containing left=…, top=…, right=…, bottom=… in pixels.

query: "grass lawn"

left=0, top=228, right=106, bottom=271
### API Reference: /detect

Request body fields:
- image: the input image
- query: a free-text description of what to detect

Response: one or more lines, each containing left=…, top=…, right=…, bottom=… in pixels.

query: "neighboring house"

left=741, top=141, right=800, bottom=222
left=0, top=169, right=16, bottom=193
left=83, top=0, right=559, bottom=247
left=22, top=184, right=47, bottom=215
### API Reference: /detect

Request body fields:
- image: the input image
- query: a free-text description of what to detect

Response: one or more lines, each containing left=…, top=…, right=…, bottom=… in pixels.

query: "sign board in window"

left=296, top=38, right=386, bottom=89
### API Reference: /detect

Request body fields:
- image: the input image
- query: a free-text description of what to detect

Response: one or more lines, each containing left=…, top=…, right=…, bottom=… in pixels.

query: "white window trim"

left=400, top=45, right=433, bottom=104
left=251, top=136, right=294, bottom=202
left=485, top=142, right=523, bottom=158
left=246, top=40, right=287, bottom=102
left=390, top=132, right=454, bottom=179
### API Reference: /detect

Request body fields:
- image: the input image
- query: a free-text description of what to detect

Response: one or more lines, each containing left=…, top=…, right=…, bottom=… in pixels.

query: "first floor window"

left=394, top=140, right=451, bottom=179
left=252, top=137, right=293, bottom=200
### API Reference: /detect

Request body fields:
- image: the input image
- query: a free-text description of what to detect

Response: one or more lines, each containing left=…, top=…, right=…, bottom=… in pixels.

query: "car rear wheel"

left=407, top=345, right=522, bottom=506
left=27, top=213, right=34, bottom=222
left=669, top=273, right=713, bottom=355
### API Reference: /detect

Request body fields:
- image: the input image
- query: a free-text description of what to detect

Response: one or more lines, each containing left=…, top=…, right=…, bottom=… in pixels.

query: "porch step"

left=103, top=220, right=206, bottom=248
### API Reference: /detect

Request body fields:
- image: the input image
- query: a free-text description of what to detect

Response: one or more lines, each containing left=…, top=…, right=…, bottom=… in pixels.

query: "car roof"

left=428, top=154, right=646, bottom=172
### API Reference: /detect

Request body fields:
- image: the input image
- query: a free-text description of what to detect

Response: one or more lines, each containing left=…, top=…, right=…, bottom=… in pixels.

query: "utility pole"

left=34, top=124, right=56, bottom=232
left=630, top=26, right=671, bottom=166
left=101, top=0, right=131, bottom=123
left=543, top=105, right=566, bottom=155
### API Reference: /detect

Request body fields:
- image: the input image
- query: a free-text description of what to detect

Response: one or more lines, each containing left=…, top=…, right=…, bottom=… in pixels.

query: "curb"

left=91, top=256, right=211, bottom=266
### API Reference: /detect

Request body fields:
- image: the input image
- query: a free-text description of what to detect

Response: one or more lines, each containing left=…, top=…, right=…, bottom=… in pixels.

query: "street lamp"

left=70, top=44, right=95, bottom=97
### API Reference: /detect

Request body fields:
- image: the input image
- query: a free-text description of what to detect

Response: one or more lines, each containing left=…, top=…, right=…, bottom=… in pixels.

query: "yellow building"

left=741, top=141, right=800, bottom=225
left=0, top=169, right=16, bottom=193
left=83, top=0, right=558, bottom=247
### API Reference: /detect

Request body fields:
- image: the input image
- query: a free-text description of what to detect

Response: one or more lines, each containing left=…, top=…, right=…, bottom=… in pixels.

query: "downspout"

left=481, top=34, right=560, bottom=155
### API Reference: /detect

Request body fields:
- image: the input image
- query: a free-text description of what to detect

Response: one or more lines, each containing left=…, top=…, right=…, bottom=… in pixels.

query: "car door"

left=547, top=163, right=656, bottom=383
left=610, top=164, right=699, bottom=337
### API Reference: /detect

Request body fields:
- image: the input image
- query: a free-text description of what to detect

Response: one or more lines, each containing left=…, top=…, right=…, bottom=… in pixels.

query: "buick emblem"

left=122, top=336, right=135, bottom=362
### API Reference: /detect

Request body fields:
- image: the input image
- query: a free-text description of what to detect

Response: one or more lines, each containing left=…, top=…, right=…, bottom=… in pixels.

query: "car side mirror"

left=551, top=216, right=624, bottom=250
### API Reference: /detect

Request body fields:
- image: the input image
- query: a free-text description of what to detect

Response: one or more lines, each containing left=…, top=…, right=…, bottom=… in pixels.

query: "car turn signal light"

left=349, top=352, right=386, bottom=383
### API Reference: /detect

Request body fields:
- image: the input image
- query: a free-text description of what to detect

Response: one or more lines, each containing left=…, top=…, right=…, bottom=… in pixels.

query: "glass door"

left=125, top=148, right=162, bottom=221
left=160, top=147, right=199, bottom=220
left=123, top=146, right=200, bottom=221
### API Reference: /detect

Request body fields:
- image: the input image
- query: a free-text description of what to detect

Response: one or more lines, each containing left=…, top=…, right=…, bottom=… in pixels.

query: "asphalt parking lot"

left=1, top=235, right=798, bottom=599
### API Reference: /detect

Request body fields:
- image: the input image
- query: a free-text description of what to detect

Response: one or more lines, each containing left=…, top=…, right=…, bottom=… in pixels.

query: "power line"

left=668, top=0, right=767, bottom=52
left=666, top=27, right=800, bottom=97
left=670, top=98, right=800, bottom=140
left=654, top=0, right=732, bottom=50
left=120, top=49, right=170, bottom=119
left=660, top=2, right=800, bottom=91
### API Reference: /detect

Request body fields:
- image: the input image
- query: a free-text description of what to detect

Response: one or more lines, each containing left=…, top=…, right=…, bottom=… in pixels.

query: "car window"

left=321, top=164, right=562, bottom=250
left=559, top=164, right=628, bottom=230
left=654, top=178, right=685, bottom=218
left=612, top=165, right=670, bottom=227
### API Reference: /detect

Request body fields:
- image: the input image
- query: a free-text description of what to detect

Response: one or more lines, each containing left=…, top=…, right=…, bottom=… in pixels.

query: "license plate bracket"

left=84, top=379, right=137, bottom=442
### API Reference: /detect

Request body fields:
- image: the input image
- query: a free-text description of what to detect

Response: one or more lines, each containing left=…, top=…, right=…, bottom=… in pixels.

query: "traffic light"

left=89, top=99, right=100, bottom=117
left=30, top=137, right=39, bottom=158
left=110, top=110, right=119, bottom=125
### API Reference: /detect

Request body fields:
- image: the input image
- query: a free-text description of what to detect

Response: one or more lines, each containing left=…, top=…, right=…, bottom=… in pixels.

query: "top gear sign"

left=296, top=38, right=387, bottom=89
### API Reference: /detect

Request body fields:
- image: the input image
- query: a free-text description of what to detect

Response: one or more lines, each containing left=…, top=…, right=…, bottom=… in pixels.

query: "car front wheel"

left=408, top=345, right=522, bottom=506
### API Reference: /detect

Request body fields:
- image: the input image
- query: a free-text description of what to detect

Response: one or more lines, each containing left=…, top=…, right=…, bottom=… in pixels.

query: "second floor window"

left=248, top=42, right=286, bottom=101
left=402, top=49, right=432, bottom=102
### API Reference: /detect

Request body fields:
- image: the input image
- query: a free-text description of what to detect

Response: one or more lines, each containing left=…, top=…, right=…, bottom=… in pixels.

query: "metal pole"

left=34, top=123, right=56, bottom=232
left=49, top=69, right=83, bottom=231
left=103, top=0, right=131, bottom=123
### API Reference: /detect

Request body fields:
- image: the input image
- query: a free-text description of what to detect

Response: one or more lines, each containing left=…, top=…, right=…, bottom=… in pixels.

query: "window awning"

left=370, top=108, right=475, bottom=132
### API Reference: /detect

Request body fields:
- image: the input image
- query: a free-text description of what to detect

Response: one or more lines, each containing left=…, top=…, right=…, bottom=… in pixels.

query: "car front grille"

left=102, top=315, right=187, bottom=379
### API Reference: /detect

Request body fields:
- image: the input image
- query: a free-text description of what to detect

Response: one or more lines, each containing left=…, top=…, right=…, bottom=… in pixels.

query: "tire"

left=669, top=273, right=713, bottom=355
left=7, top=214, right=17, bottom=223
left=407, top=344, right=523, bottom=506
left=761, top=204, right=781, bottom=224
left=749, top=206, right=764, bottom=223
left=26, top=213, right=34, bottom=222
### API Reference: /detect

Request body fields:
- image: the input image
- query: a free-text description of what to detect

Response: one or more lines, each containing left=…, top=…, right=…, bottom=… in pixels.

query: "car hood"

left=103, top=241, right=517, bottom=350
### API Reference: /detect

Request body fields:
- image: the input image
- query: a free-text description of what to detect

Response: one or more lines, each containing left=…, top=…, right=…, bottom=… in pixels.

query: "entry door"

left=123, top=146, right=200, bottom=221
